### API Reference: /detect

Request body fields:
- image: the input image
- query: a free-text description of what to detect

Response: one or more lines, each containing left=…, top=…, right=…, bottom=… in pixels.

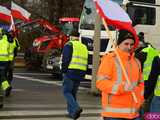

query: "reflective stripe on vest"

left=111, top=57, right=122, bottom=94
left=0, top=35, right=9, bottom=61
left=154, top=75, right=160, bottom=96
left=97, top=76, right=110, bottom=81
left=68, top=40, right=88, bottom=71
left=1, top=80, right=10, bottom=90
left=103, top=106, right=138, bottom=114
left=112, top=57, right=140, bottom=93
left=142, top=45, right=159, bottom=80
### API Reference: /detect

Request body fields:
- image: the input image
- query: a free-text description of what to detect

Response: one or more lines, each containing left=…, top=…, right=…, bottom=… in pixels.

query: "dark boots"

left=5, top=86, right=12, bottom=97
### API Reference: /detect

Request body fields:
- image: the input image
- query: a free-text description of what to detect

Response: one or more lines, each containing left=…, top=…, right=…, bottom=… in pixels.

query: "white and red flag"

left=94, top=0, right=139, bottom=48
left=11, top=1, right=31, bottom=21
left=0, top=5, right=11, bottom=23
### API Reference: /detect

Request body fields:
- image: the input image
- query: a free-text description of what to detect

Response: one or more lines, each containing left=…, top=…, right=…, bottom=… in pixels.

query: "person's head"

left=137, top=32, right=146, bottom=48
left=70, top=29, right=79, bottom=37
left=117, top=30, right=135, bottom=53
left=138, top=32, right=144, bottom=42
left=8, top=30, right=14, bottom=37
left=70, top=29, right=79, bottom=40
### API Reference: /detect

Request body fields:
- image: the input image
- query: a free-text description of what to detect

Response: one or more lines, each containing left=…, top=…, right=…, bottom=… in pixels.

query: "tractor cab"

left=58, top=17, right=80, bottom=36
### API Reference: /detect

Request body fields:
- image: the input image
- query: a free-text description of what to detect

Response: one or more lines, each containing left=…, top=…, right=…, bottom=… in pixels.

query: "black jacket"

left=135, top=45, right=159, bottom=99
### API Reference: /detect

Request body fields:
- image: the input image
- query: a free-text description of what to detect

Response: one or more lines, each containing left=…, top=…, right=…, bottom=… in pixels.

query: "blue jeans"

left=103, top=117, right=141, bottom=120
left=150, top=96, right=160, bottom=112
left=63, top=74, right=81, bottom=117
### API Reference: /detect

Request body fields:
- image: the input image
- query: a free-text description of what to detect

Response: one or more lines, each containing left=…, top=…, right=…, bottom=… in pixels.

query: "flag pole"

left=102, top=18, right=138, bottom=103
left=9, top=14, right=16, bottom=32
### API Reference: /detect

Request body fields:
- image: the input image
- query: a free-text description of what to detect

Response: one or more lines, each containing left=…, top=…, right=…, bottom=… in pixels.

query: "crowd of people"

left=0, top=26, right=159, bottom=120
left=61, top=28, right=160, bottom=120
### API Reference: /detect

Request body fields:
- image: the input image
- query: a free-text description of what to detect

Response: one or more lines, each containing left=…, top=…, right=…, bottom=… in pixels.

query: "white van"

left=79, top=0, right=160, bottom=80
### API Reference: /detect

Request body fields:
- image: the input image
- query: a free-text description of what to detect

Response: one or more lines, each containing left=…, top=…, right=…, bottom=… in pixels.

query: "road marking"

left=14, top=75, right=89, bottom=90
left=14, top=72, right=52, bottom=76
left=0, top=109, right=101, bottom=118
left=0, top=109, right=101, bottom=115
left=1, top=103, right=102, bottom=119
left=4, top=104, right=101, bottom=108
left=12, top=88, right=25, bottom=92
left=1, top=118, right=102, bottom=120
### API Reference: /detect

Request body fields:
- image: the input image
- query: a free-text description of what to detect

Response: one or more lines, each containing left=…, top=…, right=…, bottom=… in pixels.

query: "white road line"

left=14, top=75, right=61, bottom=85
left=14, top=73, right=52, bottom=76
left=12, top=88, right=25, bottom=92
left=0, top=109, right=101, bottom=116
left=13, top=75, right=89, bottom=90
left=1, top=106, right=102, bottom=120
left=4, top=104, right=101, bottom=108
left=1, top=118, right=103, bottom=120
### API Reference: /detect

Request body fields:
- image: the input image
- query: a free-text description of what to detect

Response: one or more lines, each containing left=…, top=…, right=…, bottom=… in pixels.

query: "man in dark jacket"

left=148, top=55, right=160, bottom=112
left=0, top=28, right=10, bottom=108
left=135, top=32, right=159, bottom=113
left=5, top=31, right=20, bottom=97
left=61, top=30, right=88, bottom=120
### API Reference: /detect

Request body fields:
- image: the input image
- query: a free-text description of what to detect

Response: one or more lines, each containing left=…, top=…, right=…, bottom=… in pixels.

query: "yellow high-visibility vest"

left=9, top=37, right=20, bottom=61
left=1, top=80, right=10, bottom=90
left=142, top=45, right=159, bottom=80
left=154, top=54, right=160, bottom=96
left=0, top=35, right=9, bottom=61
left=68, top=40, right=88, bottom=71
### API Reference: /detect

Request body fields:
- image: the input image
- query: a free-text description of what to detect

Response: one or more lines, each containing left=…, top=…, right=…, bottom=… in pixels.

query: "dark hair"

left=138, top=32, right=145, bottom=43
left=117, top=30, right=135, bottom=45
left=70, top=29, right=79, bottom=37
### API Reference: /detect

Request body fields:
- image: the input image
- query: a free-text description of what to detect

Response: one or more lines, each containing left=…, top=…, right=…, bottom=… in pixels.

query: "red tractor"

left=23, top=17, right=80, bottom=75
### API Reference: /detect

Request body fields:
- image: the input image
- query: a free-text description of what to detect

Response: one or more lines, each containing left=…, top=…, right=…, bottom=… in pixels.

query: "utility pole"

left=91, top=13, right=101, bottom=94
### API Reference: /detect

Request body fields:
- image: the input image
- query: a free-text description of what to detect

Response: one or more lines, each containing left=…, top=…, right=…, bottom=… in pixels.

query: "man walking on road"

left=0, top=28, right=11, bottom=108
left=61, top=30, right=88, bottom=119
left=96, top=30, right=144, bottom=120
left=5, top=30, right=20, bottom=97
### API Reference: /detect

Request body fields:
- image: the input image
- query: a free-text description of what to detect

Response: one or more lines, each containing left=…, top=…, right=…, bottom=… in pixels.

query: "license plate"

left=46, top=65, right=53, bottom=69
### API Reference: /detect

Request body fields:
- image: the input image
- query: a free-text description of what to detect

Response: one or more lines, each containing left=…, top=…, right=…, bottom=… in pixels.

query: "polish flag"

left=11, top=1, right=31, bottom=21
left=0, top=5, right=11, bottom=23
left=94, top=0, right=139, bottom=48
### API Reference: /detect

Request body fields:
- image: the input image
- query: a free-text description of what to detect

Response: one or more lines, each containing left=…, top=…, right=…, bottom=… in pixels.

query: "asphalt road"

left=0, top=68, right=102, bottom=120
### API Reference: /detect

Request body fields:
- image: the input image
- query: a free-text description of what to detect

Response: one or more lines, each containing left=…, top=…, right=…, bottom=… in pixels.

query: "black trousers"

left=0, top=62, right=9, bottom=104
left=6, top=61, right=14, bottom=85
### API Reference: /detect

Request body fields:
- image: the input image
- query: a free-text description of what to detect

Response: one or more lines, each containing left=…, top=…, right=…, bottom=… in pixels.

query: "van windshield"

left=127, top=4, right=156, bottom=25
left=79, top=0, right=119, bottom=30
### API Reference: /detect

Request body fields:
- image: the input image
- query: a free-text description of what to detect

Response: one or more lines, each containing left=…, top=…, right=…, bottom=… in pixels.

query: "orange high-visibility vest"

left=96, top=48, right=144, bottom=119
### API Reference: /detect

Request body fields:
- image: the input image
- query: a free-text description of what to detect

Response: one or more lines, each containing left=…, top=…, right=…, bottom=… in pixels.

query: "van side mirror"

left=84, top=6, right=92, bottom=15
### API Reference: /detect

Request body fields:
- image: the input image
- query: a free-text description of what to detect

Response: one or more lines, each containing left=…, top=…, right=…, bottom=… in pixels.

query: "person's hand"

left=123, top=82, right=134, bottom=91
left=62, top=73, right=66, bottom=77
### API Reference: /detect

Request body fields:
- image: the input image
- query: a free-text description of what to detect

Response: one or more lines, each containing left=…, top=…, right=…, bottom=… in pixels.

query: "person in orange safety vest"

left=96, top=30, right=144, bottom=120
